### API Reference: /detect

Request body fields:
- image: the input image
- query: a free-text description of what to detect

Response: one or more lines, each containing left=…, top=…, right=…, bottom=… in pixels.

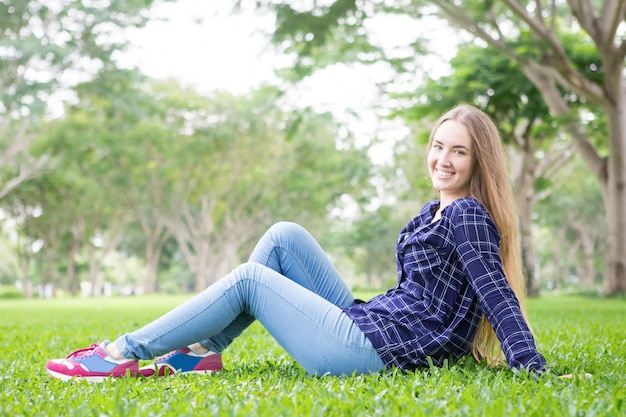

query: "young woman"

left=46, top=104, right=546, bottom=382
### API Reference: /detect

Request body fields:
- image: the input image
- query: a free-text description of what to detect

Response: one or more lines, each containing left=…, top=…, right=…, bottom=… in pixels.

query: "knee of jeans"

left=268, top=221, right=302, bottom=237
left=231, top=262, right=253, bottom=277
left=227, top=262, right=276, bottom=309
left=231, top=262, right=267, bottom=283
left=268, top=221, right=310, bottom=246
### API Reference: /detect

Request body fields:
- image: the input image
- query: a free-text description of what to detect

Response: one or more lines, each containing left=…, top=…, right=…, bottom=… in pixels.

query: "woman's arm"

left=452, top=204, right=547, bottom=373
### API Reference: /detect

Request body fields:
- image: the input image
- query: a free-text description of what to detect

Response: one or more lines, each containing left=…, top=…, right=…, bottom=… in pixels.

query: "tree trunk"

left=522, top=66, right=626, bottom=294
left=88, top=221, right=126, bottom=296
left=193, top=238, right=212, bottom=292
left=67, top=232, right=80, bottom=296
left=88, top=245, right=103, bottom=296
left=519, top=209, right=539, bottom=296
left=19, top=252, right=32, bottom=298
left=45, top=246, right=58, bottom=296
left=601, top=85, right=626, bottom=294
left=571, top=219, right=596, bottom=290
left=142, top=224, right=170, bottom=293
left=550, top=228, right=567, bottom=292
left=144, top=246, right=161, bottom=293
left=137, top=211, right=170, bottom=293
left=164, top=197, right=217, bottom=293
left=514, top=143, right=540, bottom=297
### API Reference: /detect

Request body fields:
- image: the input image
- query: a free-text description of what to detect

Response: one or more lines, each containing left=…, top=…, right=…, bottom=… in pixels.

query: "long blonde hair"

left=428, top=104, right=528, bottom=366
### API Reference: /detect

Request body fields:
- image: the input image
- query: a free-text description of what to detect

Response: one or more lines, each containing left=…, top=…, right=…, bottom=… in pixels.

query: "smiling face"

left=427, top=119, right=474, bottom=206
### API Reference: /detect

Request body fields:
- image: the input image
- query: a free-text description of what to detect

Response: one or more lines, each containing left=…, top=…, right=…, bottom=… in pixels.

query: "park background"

left=1, top=2, right=626, bottom=416
left=1, top=0, right=624, bottom=300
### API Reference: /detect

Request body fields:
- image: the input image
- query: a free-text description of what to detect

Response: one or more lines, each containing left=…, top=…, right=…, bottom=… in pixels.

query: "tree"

left=0, top=0, right=167, bottom=201
left=424, top=0, right=625, bottom=295
left=250, top=0, right=626, bottom=294
left=534, top=155, right=606, bottom=292
left=152, top=86, right=373, bottom=291
left=71, top=72, right=182, bottom=293
left=25, top=67, right=375, bottom=294
left=26, top=68, right=156, bottom=296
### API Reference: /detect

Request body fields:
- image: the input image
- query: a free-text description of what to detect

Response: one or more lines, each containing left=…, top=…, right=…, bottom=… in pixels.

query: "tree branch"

left=429, top=1, right=509, bottom=53
left=550, top=0, right=557, bottom=32
left=522, top=63, right=606, bottom=183
left=0, top=154, right=51, bottom=200
left=499, top=0, right=558, bottom=46
left=537, top=146, right=574, bottom=181
left=432, top=0, right=606, bottom=103
left=0, top=121, right=32, bottom=167
left=599, top=0, right=626, bottom=47
left=0, top=120, right=52, bottom=200
left=499, top=0, right=607, bottom=102
left=566, top=0, right=597, bottom=39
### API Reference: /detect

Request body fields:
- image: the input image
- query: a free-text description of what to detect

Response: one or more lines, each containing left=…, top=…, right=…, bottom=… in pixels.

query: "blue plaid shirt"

left=343, top=198, right=546, bottom=373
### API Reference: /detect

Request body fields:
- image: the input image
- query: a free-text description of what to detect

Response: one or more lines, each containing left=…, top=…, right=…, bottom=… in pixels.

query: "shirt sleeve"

left=451, top=204, right=546, bottom=373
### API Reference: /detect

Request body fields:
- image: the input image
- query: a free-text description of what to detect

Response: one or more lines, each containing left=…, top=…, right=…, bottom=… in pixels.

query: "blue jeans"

left=116, top=222, right=385, bottom=376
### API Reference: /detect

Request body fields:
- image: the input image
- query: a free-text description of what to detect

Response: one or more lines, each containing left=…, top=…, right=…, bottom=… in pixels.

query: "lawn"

left=0, top=293, right=624, bottom=416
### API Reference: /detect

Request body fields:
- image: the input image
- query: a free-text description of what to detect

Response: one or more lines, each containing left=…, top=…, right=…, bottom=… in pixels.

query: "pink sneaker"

left=139, top=347, right=223, bottom=377
left=46, top=341, right=139, bottom=382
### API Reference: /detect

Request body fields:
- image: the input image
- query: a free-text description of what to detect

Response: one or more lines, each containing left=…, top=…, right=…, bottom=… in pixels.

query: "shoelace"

left=155, top=347, right=203, bottom=362
left=155, top=349, right=179, bottom=362
left=66, top=343, right=100, bottom=359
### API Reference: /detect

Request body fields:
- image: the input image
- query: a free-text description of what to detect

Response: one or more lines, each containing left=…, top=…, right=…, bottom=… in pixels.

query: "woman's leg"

left=197, top=221, right=355, bottom=353
left=114, top=222, right=382, bottom=374
left=115, top=261, right=384, bottom=375
left=249, top=221, right=354, bottom=304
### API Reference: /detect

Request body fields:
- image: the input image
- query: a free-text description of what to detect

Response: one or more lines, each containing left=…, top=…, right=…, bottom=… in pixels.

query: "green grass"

left=1, top=294, right=624, bottom=416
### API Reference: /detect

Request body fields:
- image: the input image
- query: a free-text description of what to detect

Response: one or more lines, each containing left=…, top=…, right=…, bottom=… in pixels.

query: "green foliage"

left=0, top=295, right=624, bottom=416
left=259, top=0, right=389, bottom=80
left=399, top=41, right=554, bottom=140
left=6, top=68, right=375, bottom=292
left=1, top=0, right=620, bottom=296
left=0, top=0, right=164, bottom=120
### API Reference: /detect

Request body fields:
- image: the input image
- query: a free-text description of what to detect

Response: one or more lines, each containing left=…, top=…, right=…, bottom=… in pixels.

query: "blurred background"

left=0, top=0, right=623, bottom=299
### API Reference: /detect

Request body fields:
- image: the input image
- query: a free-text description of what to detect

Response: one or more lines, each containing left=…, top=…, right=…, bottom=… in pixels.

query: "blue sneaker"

left=46, top=341, right=140, bottom=382
left=139, top=347, right=223, bottom=377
